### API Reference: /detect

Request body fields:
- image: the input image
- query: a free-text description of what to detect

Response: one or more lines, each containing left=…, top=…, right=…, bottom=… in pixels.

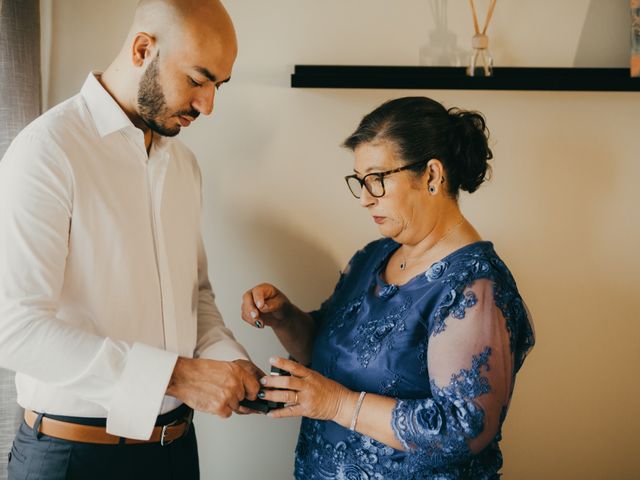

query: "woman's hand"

left=241, top=283, right=291, bottom=329
left=241, top=284, right=317, bottom=365
left=259, top=356, right=358, bottom=423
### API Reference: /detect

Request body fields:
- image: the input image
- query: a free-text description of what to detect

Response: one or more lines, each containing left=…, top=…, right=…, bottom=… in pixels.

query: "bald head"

left=101, top=0, right=237, bottom=138
left=128, top=0, right=237, bottom=57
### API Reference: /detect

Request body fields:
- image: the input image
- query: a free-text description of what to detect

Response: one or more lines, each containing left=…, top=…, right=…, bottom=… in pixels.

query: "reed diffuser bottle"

left=467, top=0, right=497, bottom=77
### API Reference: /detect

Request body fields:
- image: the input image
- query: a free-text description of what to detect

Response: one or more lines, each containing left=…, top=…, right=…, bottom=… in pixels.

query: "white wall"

left=46, top=1, right=639, bottom=478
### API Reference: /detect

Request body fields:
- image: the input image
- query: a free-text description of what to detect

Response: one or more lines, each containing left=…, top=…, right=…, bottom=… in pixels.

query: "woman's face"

left=353, top=141, right=433, bottom=244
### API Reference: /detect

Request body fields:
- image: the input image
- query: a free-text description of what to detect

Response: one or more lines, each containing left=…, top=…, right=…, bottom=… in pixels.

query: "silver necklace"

left=399, top=217, right=466, bottom=270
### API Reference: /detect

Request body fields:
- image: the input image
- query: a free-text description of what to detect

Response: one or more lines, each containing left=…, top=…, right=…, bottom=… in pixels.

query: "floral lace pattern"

left=428, top=250, right=535, bottom=373
left=296, top=419, right=404, bottom=479
left=296, top=239, right=534, bottom=480
left=354, top=297, right=412, bottom=368
left=380, top=373, right=401, bottom=397
left=391, top=347, right=492, bottom=470
left=325, top=293, right=364, bottom=338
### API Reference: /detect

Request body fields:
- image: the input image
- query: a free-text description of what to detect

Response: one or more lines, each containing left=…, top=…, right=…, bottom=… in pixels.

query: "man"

left=0, top=1, right=261, bottom=478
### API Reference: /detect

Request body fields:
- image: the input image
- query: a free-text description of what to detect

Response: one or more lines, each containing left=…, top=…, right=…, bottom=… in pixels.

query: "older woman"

left=241, top=97, right=534, bottom=479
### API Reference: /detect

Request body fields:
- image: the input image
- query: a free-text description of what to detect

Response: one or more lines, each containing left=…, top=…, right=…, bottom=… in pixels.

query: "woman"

left=241, top=97, right=534, bottom=479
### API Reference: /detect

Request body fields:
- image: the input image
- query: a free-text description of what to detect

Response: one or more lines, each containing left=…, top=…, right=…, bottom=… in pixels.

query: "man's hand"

left=233, top=359, right=266, bottom=379
left=233, top=359, right=268, bottom=415
left=166, top=357, right=261, bottom=418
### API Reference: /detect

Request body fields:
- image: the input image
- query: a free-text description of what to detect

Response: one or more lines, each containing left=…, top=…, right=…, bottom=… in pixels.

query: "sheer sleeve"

left=391, top=278, right=513, bottom=468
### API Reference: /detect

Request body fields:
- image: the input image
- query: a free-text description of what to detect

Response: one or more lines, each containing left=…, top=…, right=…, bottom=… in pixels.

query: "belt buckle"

left=160, top=419, right=179, bottom=447
left=160, top=410, right=193, bottom=447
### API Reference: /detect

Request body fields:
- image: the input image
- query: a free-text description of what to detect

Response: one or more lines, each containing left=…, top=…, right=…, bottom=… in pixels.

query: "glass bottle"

left=467, top=33, right=493, bottom=77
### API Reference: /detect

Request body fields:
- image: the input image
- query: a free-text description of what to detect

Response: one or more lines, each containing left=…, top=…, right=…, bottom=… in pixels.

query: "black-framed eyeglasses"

left=344, top=159, right=429, bottom=199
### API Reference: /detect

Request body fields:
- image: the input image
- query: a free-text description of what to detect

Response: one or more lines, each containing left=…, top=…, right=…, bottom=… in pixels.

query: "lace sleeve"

left=391, top=278, right=513, bottom=469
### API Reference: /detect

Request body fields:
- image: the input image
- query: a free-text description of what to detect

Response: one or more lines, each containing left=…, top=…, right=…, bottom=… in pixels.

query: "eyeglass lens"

left=347, top=175, right=384, bottom=198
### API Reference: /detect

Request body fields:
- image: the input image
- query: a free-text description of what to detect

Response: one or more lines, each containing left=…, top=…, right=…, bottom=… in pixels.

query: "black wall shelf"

left=291, top=66, right=640, bottom=92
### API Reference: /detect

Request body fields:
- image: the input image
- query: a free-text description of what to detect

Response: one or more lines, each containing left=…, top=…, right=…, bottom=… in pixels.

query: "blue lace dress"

left=294, top=239, right=534, bottom=480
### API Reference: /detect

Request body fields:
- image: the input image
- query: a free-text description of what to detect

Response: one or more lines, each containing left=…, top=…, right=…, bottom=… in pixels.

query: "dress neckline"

left=374, top=239, right=494, bottom=292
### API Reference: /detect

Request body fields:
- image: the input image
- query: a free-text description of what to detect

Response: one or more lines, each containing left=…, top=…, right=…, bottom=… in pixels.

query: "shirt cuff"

left=198, top=339, right=250, bottom=362
left=106, top=342, right=178, bottom=440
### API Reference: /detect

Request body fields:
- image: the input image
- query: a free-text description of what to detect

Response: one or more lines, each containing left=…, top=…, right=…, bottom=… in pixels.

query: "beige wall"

left=45, top=1, right=640, bottom=478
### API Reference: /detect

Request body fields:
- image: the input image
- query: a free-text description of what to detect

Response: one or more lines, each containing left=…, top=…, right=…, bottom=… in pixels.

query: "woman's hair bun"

left=446, top=108, right=493, bottom=194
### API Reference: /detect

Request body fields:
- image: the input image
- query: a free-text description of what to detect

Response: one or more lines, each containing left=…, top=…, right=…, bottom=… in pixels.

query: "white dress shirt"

left=0, top=73, right=249, bottom=440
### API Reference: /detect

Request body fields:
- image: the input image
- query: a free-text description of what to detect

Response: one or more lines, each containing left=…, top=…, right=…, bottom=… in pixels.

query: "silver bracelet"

left=349, top=391, right=367, bottom=431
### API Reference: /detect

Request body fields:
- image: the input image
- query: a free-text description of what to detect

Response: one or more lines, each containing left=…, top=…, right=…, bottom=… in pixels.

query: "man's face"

left=136, top=28, right=237, bottom=137
left=137, top=53, right=195, bottom=137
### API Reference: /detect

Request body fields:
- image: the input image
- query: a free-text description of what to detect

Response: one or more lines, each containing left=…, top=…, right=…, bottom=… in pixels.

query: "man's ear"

left=131, top=32, right=155, bottom=67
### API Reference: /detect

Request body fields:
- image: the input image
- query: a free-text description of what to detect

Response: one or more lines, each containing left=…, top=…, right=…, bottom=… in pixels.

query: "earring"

left=429, top=185, right=436, bottom=193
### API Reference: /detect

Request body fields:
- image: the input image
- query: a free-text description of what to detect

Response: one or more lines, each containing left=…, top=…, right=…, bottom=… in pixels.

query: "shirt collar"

left=80, top=71, right=136, bottom=138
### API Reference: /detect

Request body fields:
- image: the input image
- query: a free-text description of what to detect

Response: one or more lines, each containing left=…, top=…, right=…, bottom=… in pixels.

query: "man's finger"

left=227, top=396, right=240, bottom=411
left=243, top=384, right=259, bottom=401
left=218, top=405, right=233, bottom=418
left=241, top=373, right=260, bottom=400
left=235, top=359, right=266, bottom=378
left=245, top=362, right=266, bottom=379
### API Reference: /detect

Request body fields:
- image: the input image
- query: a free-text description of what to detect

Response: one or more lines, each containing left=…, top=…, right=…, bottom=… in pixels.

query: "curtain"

left=0, top=1, right=42, bottom=477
